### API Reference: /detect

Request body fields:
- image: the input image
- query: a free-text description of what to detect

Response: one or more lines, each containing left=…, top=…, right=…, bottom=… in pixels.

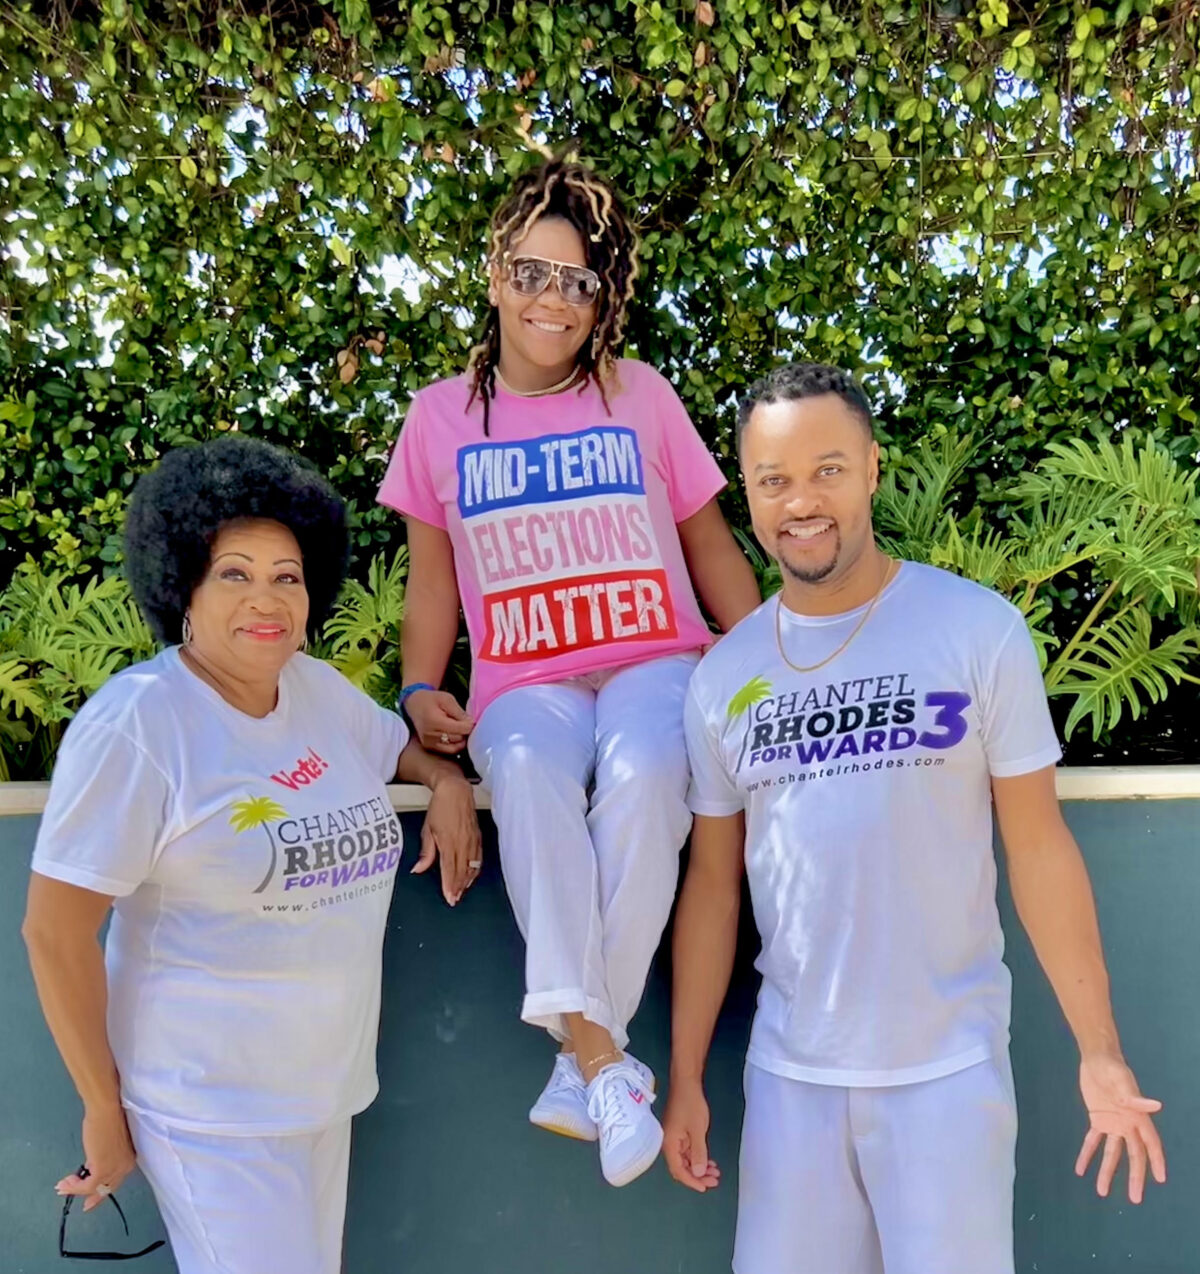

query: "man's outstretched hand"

left=1075, top=1052, right=1166, bottom=1205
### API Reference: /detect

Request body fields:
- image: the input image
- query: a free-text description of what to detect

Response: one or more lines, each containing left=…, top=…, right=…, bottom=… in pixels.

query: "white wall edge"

left=1, top=768, right=1199, bottom=816
left=1052, top=767, right=1200, bottom=802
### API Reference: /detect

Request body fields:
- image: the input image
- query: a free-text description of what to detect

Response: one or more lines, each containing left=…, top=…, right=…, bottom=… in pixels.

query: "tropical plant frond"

left=760, top=560, right=782, bottom=597
left=329, top=644, right=387, bottom=694
left=0, top=711, right=38, bottom=781
left=35, top=643, right=130, bottom=698
left=731, top=526, right=769, bottom=575
left=1049, top=611, right=1200, bottom=740
left=1018, top=600, right=1059, bottom=672
left=1095, top=504, right=1200, bottom=609
left=0, top=563, right=54, bottom=632
left=0, top=715, right=34, bottom=747
left=65, top=587, right=158, bottom=662
left=0, top=565, right=158, bottom=708
left=733, top=525, right=782, bottom=598
left=1020, top=435, right=1199, bottom=513
left=1176, top=583, right=1200, bottom=628
left=929, top=519, right=1016, bottom=592
left=874, top=432, right=977, bottom=557
left=0, top=658, right=44, bottom=718
left=323, top=549, right=408, bottom=657
left=1004, top=490, right=1114, bottom=590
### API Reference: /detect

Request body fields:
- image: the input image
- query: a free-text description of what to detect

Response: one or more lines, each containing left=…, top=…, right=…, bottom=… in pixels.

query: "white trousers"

left=127, top=1110, right=352, bottom=1274
left=470, top=652, right=697, bottom=1048
left=734, top=1058, right=1017, bottom=1274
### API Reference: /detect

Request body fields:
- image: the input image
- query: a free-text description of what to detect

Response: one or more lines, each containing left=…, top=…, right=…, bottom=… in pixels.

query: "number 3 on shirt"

left=917, top=691, right=972, bottom=750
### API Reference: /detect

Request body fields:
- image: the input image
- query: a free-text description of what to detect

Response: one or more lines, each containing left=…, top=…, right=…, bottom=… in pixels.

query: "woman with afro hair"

left=378, top=157, right=761, bottom=1186
left=24, top=435, right=481, bottom=1274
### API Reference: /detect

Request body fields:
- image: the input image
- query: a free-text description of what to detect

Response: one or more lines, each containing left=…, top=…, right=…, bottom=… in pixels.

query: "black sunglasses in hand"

left=59, top=1166, right=165, bottom=1262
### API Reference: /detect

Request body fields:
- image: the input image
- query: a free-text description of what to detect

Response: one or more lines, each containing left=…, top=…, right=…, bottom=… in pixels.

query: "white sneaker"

left=529, top=1053, right=597, bottom=1141
left=586, top=1055, right=663, bottom=1187
left=625, top=1052, right=656, bottom=1095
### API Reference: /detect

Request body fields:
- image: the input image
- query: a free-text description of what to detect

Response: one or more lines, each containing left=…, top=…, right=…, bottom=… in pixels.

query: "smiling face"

left=187, top=519, right=309, bottom=677
left=491, top=215, right=598, bottom=389
left=741, top=393, right=880, bottom=588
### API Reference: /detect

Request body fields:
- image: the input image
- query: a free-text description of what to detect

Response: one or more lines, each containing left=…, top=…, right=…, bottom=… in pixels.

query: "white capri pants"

left=469, top=652, right=697, bottom=1047
left=127, top=1109, right=351, bottom=1274
left=734, top=1056, right=1018, bottom=1274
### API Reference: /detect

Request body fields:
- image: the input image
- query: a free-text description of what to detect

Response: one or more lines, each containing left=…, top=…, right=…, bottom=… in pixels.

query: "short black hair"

left=124, top=435, right=349, bottom=645
left=736, top=362, right=874, bottom=459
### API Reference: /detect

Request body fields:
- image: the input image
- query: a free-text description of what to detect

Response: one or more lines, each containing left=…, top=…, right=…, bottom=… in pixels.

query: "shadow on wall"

left=0, top=801, right=1195, bottom=1273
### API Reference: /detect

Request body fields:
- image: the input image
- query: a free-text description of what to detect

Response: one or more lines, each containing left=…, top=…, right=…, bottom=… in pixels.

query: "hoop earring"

left=181, top=612, right=193, bottom=645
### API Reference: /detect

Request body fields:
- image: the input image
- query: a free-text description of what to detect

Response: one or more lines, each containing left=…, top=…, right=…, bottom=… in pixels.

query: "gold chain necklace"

left=495, top=366, right=582, bottom=398
left=774, top=556, right=897, bottom=675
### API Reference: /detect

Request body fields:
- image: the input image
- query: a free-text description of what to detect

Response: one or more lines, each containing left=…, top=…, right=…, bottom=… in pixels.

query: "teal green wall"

left=2, top=802, right=1196, bottom=1273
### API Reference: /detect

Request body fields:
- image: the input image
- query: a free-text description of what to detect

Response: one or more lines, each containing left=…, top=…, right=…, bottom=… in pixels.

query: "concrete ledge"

left=1054, top=766, right=1200, bottom=801
left=1, top=768, right=1198, bottom=816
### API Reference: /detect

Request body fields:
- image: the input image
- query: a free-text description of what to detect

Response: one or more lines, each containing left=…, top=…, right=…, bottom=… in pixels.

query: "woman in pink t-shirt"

left=378, top=159, right=760, bottom=1186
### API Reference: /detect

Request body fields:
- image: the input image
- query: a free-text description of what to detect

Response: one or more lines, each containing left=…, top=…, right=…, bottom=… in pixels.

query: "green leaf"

left=1052, top=613, right=1200, bottom=740
left=874, top=433, right=978, bottom=554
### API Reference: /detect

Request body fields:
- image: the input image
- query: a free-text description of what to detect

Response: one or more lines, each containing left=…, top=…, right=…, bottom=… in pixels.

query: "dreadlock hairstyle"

left=467, top=158, right=640, bottom=435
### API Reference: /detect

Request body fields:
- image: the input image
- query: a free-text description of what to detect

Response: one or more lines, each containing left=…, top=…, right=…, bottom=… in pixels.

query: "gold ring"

left=468, top=860, right=482, bottom=869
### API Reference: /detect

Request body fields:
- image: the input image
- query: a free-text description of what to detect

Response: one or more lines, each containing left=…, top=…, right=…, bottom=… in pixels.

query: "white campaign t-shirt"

left=685, top=563, right=1062, bottom=1087
left=32, top=648, right=410, bottom=1134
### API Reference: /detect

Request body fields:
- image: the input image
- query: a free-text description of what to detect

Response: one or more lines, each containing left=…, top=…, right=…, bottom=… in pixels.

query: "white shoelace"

left=586, top=1063, right=655, bottom=1144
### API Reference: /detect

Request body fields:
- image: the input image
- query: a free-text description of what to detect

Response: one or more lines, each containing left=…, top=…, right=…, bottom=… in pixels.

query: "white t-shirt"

left=32, top=648, right=410, bottom=1134
left=685, top=562, right=1062, bottom=1087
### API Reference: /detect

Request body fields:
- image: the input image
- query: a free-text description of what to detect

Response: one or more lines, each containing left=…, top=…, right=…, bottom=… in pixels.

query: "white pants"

left=734, top=1058, right=1017, bottom=1274
left=470, top=652, right=697, bottom=1047
left=127, top=1110, right=352, bottom=1274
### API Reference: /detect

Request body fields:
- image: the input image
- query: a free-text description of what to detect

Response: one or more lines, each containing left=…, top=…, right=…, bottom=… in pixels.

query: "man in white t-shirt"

left=661, top=362, right=1166, bottom=1273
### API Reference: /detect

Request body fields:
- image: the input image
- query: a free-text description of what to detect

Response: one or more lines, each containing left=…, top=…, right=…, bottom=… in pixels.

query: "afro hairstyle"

left=123, top=434, right=349, bottom=645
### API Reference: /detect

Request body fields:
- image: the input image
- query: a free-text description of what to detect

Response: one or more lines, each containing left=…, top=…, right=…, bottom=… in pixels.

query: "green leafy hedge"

left=2, top=0, right=1198, bottom=765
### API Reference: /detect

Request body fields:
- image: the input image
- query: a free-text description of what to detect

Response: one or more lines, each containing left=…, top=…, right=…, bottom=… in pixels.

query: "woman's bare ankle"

left=578, top=1048, right=623, bottom=1084
left=563, top=1013, right=621, bottom=1083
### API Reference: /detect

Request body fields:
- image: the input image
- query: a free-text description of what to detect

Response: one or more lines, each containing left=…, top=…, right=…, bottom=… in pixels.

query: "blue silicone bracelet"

left=397, top=682, right=436, bottom=710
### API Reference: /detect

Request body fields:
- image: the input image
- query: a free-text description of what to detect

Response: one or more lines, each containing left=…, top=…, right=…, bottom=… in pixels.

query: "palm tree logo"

left=229, top=796, right=289, bottom=894
left=728, top=676, right=774, bottom=771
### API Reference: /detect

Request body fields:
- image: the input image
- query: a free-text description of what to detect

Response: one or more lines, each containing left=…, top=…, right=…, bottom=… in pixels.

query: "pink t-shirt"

left=377, top=359, right=727, bottom=717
